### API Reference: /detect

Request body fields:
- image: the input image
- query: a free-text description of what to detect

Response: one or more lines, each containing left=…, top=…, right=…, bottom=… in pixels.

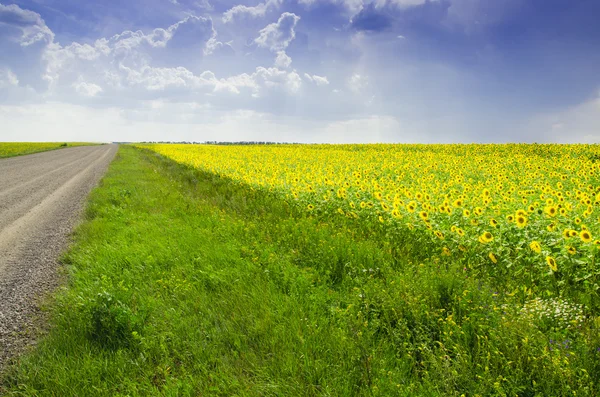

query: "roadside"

left=0, top=145, right=117, bottom=369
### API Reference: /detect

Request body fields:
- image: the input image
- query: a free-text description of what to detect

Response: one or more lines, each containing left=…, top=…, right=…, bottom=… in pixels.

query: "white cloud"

left=274, top=51, right=292, bottom=68
left=255, top=12, right=300, bottom=52
left=222, top=0, right=282, bottom=23
left=0, top=102, right=409, bottom=143
left=0, top=68, right=19, bottom=88
left=304, top=73, right=329, bottom=86
left=0, top=3, right=54, bottom=46
left=298, top=0, right=435, bottom=19
left=348, top=73, right=367, bottom=92
left=526, top=91, right=600, bottom=143
left=73, top=80, right=103, bottom=97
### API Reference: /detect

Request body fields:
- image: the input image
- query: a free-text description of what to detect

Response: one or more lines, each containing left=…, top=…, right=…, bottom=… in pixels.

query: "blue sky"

left=0, top=0, right=599, bottom=143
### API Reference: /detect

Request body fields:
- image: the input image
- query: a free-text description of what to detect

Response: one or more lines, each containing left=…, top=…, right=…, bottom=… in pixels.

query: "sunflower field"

left=137, top=143, right=600, bottom=303
left=0, top=142, right=90, bottom=158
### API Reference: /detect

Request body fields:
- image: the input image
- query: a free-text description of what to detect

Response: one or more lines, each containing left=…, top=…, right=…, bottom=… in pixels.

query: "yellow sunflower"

left=580, top=230, right=592, bottom=243
left=479, top=232, right=494, bottom=244
left=529, top=241, right=542, bottom=254
left=546, top=256, right=558, bottom=272
left=515, top=215, right=528, bottom=228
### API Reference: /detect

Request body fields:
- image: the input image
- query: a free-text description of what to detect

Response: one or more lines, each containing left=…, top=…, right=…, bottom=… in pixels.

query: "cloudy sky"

left=0, top=0, right=599, bottom=143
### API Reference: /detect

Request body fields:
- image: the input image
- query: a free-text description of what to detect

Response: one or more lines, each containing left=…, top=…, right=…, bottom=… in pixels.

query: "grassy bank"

left=2, top=145, right=599, bottom=396
left=0, top=142, right=98, bottom=158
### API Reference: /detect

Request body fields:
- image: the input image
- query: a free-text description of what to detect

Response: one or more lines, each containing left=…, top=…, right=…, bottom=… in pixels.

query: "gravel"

left=0, top=144, right=117, bottom=369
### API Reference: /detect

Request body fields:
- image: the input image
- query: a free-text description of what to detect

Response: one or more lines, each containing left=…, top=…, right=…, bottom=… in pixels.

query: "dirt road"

left=0, top=144, right=117, bottom=367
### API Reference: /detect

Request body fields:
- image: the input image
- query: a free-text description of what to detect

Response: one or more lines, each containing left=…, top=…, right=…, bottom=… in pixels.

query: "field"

left=0, top=142, right=96, bottom=158
left=2, top=144, right=600, bottom=396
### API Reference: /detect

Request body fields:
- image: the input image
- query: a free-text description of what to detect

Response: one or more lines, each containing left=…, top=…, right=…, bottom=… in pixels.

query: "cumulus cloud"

left=73, top=80, right=103, bottom=97
left=255, top=12, right=300, bottom=52
left=0, top=3, right=54, bottom=46
left=274, top=51, right=292, bottom=68
left=222, top=0, right=282, bottom=23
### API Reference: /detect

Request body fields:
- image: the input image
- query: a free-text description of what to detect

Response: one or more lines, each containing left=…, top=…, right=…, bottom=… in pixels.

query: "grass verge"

left=2, top=145, right=599, bottom=396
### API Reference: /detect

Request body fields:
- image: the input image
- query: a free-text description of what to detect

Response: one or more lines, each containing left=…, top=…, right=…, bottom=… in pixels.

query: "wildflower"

left=545, top=206, right=557, bottom=217
left=529, top=241, right=542, bottom=254
left=479, top=232, right=493, bottom=244
left=546, top=256, right=558, bottom=272
left=580, top=230, right=592, bottom=243
left=516, top=215, right=528, bottom=228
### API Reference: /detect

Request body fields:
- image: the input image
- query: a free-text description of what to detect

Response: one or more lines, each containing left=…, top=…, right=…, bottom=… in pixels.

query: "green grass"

left=0, top=142, right=98, bottom=158
left=2, top=145, right=599, bottom=396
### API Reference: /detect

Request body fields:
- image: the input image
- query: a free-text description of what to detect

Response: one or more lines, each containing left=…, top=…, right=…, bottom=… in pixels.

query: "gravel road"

left=0, top=144, right=117, bottom=368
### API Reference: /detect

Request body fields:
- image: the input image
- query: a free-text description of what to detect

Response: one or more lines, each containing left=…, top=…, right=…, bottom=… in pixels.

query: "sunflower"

left=547, top=223, right=556, bottom=232
left=515, top=215, right=528, bottom=228
left=516, top=209, right=527, bottom=217
left=488, top=252, right=498, bottom=264
left=544, top=206, right=557, bottom=217
left=563, top=229, right=572, bottom=239
left=434, top=231, right=444, bottom=239
left=442, top=247, right=451, bottom=256
left=360, top=201, right=367, bottom=209
left=569, top=230, right=578, bottom=237
left=546, top=256, right=558, bottom=272
left=453, top=199, right=463, bottom=207
left=506, top=215, right=514, bottom=222
left=580, top=230, right=592, bottom=243
left=374, top=191, right=383, bottom=200
left=307, top=204, right=315, bottom=211
left=567, top=246, right=577, bottom=255
left=381, top=202, right=390, bottom=211
left=479, top=232, right=494, bottom=244
left=529, top=241, right=542, bottom=254
left=489, top=219, right=498, bottom=227
left=419, top=211, right=429, bottom=220
left=463, top=209, right=471, bottom=217
left=406, top=202, right=416, bottom=213
left=378, top=216, right=384, bottom=223
left=349, top=201, right=356, bottom=209
left=456, top=228, right=465, bottom=237
left=575, top=217, right=582, bottom=225
left=594, top=240, right=600, bottom=248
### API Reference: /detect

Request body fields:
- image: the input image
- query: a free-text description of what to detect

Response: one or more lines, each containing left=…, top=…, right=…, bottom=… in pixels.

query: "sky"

left=0, top=0, right=599, bottom=143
